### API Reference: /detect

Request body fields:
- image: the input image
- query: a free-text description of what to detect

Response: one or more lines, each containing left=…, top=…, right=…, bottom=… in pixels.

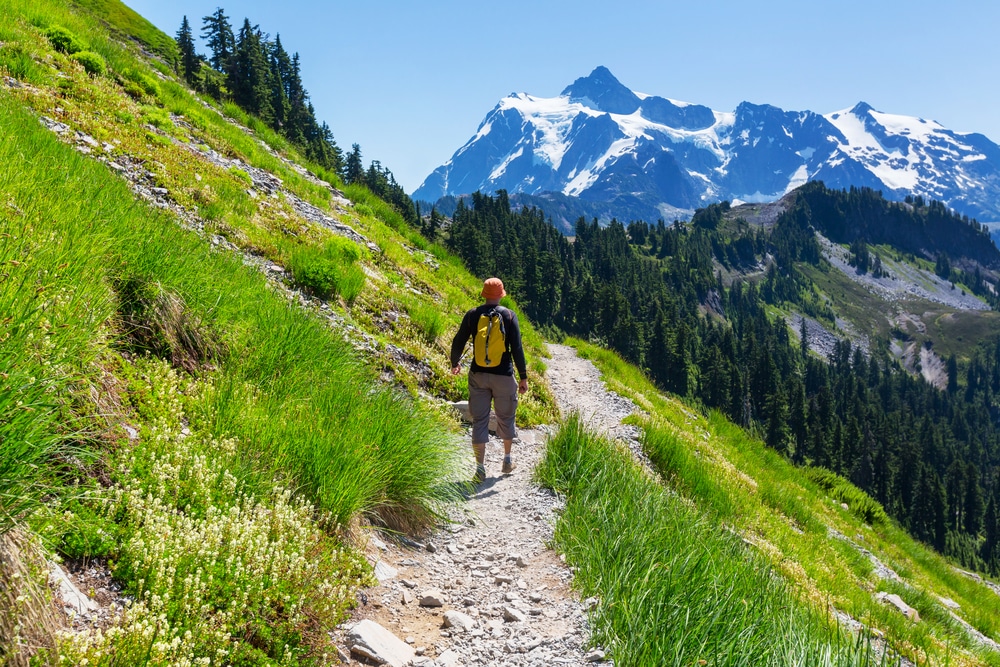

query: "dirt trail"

left=334, top=344, right=639, bottom=666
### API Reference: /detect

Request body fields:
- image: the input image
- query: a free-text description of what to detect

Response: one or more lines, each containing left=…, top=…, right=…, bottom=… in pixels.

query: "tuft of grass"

left=285, top=235, right=367, bottom=304
left=405, top=298, right=447, bottom=344
left=641, top=421, right=735, bottom=518
left=805, top=467, right=890, bottom=527
left=537, top=415, right=873, bottom=666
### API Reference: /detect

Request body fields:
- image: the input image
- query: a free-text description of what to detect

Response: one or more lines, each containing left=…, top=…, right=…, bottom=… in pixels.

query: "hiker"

left=450, top=277, right=529, bottom=483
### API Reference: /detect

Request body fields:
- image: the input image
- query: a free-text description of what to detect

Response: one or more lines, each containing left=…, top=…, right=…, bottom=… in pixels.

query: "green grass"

left=72, top=0, right=180, bottom=63
left=0, top=89, right=463, bottom=662
left=568, top=338, right=1000, bottom=666
left=537, top=415, right=875, bottom=666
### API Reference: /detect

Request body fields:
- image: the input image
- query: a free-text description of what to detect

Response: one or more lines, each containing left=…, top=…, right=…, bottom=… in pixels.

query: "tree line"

left=442, top=186, right=1000, bottom=576
left=174, top=10, right=418, bottom=226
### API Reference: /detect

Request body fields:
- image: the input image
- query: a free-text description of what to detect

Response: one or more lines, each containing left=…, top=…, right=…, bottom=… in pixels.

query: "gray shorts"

left=469, top=372, right=518, bottom=444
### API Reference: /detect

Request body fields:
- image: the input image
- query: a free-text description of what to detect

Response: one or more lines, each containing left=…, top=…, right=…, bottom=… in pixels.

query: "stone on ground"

left=347, top=619, right=416, bottom=667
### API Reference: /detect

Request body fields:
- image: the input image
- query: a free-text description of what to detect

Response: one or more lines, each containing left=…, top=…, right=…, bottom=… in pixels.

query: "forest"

left=443, top=186, right=1000, bottom=576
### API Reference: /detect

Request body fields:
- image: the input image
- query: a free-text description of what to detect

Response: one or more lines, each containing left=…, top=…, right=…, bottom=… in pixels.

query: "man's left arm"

left=508, top=312, right=529, bottom=394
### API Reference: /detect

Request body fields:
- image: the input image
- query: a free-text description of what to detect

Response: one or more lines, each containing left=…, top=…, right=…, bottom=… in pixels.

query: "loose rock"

left=347, top=619, right=415, bottom=667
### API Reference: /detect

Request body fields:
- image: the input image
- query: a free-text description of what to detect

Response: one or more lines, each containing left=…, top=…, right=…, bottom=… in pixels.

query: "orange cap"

left=481, top=277, right=506, bottom=300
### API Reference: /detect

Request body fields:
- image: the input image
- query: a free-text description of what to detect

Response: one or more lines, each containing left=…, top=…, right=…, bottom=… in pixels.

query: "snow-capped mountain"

left=413, top=67, right=1000, bottom=224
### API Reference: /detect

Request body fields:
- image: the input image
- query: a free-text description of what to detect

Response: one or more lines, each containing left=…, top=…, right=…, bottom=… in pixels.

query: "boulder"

left=436, top=649, right=463, bottom=667
left=49, top=563, right=99, bottom=618
left=450, top=402, right=498, bottom=431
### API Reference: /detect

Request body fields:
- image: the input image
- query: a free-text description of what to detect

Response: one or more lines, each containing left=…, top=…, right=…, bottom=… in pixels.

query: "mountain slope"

left=415, top=67, right=1000, bottom=224
left=0, top=0, right=558, bottom=661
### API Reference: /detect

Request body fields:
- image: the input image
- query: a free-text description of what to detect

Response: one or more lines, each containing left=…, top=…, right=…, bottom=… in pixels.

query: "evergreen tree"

left=964, top=464, right=985, bottom=536
left=201, top=8, right=235, bottom=74
left=175, top=16, right=199, bottom=83
left=268, top=34, right=292, bottom=129
left=345, top=144, right=364, bottom=185
left=427, top=207, right=442, bottom=240
left=232, top=19, right=274, bottom=123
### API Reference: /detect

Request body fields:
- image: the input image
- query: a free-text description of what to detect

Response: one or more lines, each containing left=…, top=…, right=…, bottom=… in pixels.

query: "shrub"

left=44, top=25, right=84, bottom=54
left=55, top=499, right=118, bottom=560
left=228, top=165, right=252, bottom=187
left=69, top=50, right=105, bottom=76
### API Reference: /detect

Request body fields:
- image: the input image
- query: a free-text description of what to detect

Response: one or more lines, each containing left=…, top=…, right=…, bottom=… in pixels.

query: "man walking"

left=450, top=277, right=529, bottom=483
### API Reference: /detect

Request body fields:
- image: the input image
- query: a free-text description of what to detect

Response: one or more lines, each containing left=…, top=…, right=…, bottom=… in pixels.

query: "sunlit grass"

left=537, top=415, right=876, bottom=666
left=566, top=337, right=1000, bottom=666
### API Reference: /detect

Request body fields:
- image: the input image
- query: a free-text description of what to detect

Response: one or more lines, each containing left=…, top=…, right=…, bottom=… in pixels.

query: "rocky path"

left=333, top=344, right=639, bottom=667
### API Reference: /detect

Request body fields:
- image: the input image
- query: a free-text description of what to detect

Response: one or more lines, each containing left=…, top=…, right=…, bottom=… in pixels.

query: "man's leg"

left=472, top=442, right=486, bottom=483
left=468, top=372, right=492, bottom=482
left=490, top=374, right=519, bottom=474
left=501, top=439, right=516, bottom=473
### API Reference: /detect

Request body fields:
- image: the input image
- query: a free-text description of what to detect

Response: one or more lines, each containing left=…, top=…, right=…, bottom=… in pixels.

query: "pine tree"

left=427, top=207, right=442, bottom=240
left=765, top=384, right=791, bottom=455
left=964, top=464, right=985, bottom=536
left=201, top=8, right=235, bottom=73
left=799, top=316, right=809, bottom=359
left=284, top=53, right=308, bottom=143
left=232, top=19, right=273, bottom=124
left=268, top=34, right=291, bottom=129
left=344, top=144, right=364, bottom=185
left=175, top=16, right=199, bottom=83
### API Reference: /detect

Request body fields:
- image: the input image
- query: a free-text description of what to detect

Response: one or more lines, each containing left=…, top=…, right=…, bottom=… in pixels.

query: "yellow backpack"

left=474, top=307, right=508, bottom=368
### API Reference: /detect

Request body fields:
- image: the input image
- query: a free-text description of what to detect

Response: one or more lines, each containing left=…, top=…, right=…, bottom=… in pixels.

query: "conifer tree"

left=284, top=53, right=308, bottom=143
left=232, top=19, right=273, bottom=123
left=268, top=34, right=291, bottom=129
left=201, top=8, right=235, bottom=74
left=964, top=463, right=985, bottom=536
left=175, top=16, right=199, bottom=83
left=344, top=144, right=364, bottom=185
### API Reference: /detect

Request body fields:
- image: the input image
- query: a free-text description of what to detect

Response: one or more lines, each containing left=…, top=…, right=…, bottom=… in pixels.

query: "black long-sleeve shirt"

left=450, top=304, right=528, bottom=379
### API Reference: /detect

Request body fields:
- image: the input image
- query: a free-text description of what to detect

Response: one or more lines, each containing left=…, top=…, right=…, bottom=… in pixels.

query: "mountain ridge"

left=414, top=67, right=1000, bottom=225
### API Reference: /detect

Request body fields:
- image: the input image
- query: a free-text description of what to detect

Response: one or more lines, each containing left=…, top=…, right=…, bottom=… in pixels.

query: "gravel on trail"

left=334, top=344, right=640, bottom=666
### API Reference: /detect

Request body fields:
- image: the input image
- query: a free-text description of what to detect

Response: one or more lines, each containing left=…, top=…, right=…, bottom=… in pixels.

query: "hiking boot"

left=502, top=457, right=516, bottom=474
left=473, top=464, right=486, bottom=484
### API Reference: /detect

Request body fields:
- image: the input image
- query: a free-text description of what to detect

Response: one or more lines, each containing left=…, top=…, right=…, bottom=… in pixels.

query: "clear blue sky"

left=125, top=0, right=1000, bottom=195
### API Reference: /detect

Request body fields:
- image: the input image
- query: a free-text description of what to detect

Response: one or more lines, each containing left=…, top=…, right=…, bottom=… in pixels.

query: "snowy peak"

left=561, top=66, right=640, bottom=115
left=414, top=69, right=1000, bottom=224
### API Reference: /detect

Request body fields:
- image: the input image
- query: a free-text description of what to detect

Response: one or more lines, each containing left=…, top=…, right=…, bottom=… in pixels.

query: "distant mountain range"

left=414, top=67, right=1000, bottom=228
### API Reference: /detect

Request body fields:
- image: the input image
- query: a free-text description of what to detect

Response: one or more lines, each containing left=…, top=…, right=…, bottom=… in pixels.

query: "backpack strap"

left=494, top=306, right=511, bottom=353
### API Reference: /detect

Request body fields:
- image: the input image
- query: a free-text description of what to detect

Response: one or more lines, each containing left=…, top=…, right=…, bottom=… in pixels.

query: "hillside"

left=0, top=0, right=556, bottom=662
left=4, top=2, right=1000, bottom=667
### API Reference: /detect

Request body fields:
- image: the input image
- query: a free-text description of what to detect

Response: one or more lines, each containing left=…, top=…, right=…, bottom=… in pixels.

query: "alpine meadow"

left=3, top=1, right=1000, bottom=666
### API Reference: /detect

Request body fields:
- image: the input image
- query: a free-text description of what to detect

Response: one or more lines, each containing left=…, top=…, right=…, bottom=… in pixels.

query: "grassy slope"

left=553, top=338, right=1000, bottom=666
left=0, top=0, right=553, bottom=663
left=800, top=256, right=1000, bottom=363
